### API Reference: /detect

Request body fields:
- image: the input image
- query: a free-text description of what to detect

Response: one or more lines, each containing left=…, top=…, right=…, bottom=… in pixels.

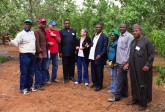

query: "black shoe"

left=35, top=86, right=44, bottom=91
left=138, top=105, right=147, bottom=111
left=95, top=87, right=102, bottom=91
left=90, top=84, right=96, bottom=88
left=126, top=100, right=138, bottom=105
left=69, top=77, right=75, bottom=81
left=64, top=80, right=69, bottom=83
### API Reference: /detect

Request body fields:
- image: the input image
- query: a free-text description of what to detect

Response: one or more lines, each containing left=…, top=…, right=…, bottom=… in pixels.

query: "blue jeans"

left=109, top=66, right=117, bottom=93
left=76, top=56, right=89, bottom=83
left=19, top=53, right=35, bottom=91
left=47, top=53, right=58, bottom=81
left=35, top=58, right=49, bottom=88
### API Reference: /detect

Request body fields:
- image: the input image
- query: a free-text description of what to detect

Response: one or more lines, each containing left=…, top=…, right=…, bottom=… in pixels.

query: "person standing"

left=59, top=19, right=77, bottom=83
left=74, top=28, right=91, bottom=86
left=7, top=18, right=36, bottom=95
left=46, top=20, right=61, bottom=83
left=124, top=24, right=154, bottom=111
left=107, top=30, right=119, bottom=94
left=34, top=18, right=49, bottom=90
left=89, top=23, right=108, bottom=91
left=108, top=23, right=133, bottom=101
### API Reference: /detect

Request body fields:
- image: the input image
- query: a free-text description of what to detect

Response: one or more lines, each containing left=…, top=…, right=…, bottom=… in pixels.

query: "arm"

left=50, top=31, right=61, bottom=43
left=9, top=33, right=22, bottom=46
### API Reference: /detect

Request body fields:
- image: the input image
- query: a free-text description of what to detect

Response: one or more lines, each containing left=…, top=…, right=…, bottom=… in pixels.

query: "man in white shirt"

left=89, top=23, right=108, bottom=91
left=7, top=18, right=36, bottom=95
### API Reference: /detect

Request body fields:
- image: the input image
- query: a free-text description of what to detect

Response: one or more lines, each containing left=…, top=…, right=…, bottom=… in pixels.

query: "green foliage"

left=155, top=66, right=165, bottom=86
left=0, top=56, right=7, bottom=63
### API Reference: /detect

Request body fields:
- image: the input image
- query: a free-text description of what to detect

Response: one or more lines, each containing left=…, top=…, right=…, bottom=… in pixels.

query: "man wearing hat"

left=124, top=24, right=154, bottom=110
left=34, top=18, right=50, bottom=90
left=45, top=20, right=61, bottom=83
left=7, top=18, right=36, bottom=95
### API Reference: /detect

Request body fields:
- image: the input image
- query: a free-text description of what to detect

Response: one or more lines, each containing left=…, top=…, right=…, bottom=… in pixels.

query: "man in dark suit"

left=89, top=23, right=108, bottom=91
left=59, top=19, right=77, bottom=83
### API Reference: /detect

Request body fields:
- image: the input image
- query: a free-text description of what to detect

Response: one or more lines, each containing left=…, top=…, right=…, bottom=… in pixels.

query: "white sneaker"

left=22, top=89, right=30, bottom=95
left=74, top=81, right=79, bottom=85
left=85, top=83, right=89, bottom=86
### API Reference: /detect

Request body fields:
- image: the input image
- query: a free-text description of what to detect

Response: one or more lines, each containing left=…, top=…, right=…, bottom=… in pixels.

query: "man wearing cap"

left=34, top=18, right=49, bottom=90
left=46, top=20, right=61, bottom=83
left=124, top=24, right=154, bottom=110
left=6, top=18, right=36, bottom=95
left=59, top=19, right=77, bottom=83
left=108, top=23, right=133, bottom=101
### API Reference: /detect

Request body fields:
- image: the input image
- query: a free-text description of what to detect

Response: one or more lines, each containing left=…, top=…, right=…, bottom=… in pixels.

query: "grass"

left=0, top=56, right=7, bottom=63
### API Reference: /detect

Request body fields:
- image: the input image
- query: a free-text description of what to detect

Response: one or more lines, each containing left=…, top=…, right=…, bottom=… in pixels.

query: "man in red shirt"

left=46, top=20, right=61, bottom=82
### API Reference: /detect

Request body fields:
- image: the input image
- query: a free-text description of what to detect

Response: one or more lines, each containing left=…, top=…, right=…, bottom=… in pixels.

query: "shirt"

left=116, top=31, right=134, bottom=64
left=89, top=33, right=101, bottom=60
left=78, top=38, right=84, bottom=57
left=10, top=30, right=36, bottom=54
left=45, top=29, right=61, bottom=53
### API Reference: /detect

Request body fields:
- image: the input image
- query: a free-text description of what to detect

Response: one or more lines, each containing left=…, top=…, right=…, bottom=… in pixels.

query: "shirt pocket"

left=119, top=40, right=127, bottom=49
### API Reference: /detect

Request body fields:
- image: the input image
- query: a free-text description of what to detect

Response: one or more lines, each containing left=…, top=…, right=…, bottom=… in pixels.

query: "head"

left=48, top=20, right=56, bottom=31
left=80, top=28, right=88, bottom=37
left=110, top=30, right=119, bottom=41
left=38, top=18, right=46, bottom=29
left=119, top=23, right=127, bottom=34
left=132, top=24, right=142, bottom=39
left=64, top=19, right=70, bottom=29
left=95, top=23, right=102, bottom=34
left=24, top=18, right=33, bottom=30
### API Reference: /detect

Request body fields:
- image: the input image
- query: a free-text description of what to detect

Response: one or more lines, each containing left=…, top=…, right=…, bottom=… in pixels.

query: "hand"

left=79, top=47, right=84, bottom=50
left=143, top=66, right=149, bottom=71
left=96, top=55, right=101, bottom=60
left=38, top=53, right=43, bottom=59
left=47, top=42, right=54, bottom=46
left=76, top=46, right=80, bottom=50
left=50, top=32, right=57, bottom=37
left=123, top=63, right=129, bottom=71
left=122, top=61, right=127, bottom=66
left=59, top=53, right=62, bottom=58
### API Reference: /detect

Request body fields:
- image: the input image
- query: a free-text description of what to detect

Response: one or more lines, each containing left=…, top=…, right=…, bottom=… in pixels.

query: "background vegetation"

left=0, top=0, right=165, bottom=85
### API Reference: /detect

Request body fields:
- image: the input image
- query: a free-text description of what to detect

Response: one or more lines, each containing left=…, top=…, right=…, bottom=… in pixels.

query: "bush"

left=0, top=56, right=7, bottom=63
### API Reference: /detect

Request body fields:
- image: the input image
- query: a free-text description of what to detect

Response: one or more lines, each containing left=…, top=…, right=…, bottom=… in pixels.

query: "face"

left=39, top=22, right=46, bottom=29
left=48, top=25, right=55, bottom=30
left=110, top=33, right=116, bottom=41
left=119, top=24, right=127, bottom=34
left=80, top=29, right=86, bottom=37
left=133, top=29, right=141, bottom=38
left=95, top=24, right=102, bottom=34
left=24, top=22, right=32, bottom=30
left=64, top=21, right=70, bottom=29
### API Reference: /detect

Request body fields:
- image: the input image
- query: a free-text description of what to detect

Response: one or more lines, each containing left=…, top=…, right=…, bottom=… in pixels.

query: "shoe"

left=107, top=90, right=111, bottom=93
left=44, top=81, right=52, bottom=86
left=85, top=83, right=89, bottom=86
left=64, top=80, right=69, bottom=83
left=108, top=97, right=120, bottom=102
left=28, top=88, right=37, bottom=92
left=35, top=86, right=44, bottom=91
left=69, top=77, right=75, bottom=82
left=95, top=87, right=102, bottom=91
left=126, top=100, right=138, bottom=105
left=90, top=84, right=96, bottom=88
left=52, top=79, right=60, bottom=83
left=138, top=105, right=147, bottom=111
left=74, top=81, right=79, bottom=85
left=21, top=89, right=30, bottom=95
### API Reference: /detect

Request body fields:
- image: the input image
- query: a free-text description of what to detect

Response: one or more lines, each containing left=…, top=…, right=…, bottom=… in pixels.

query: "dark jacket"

left=76, top=37, right=91, bottom=63
left=59, top=28, right=77, bottom=57
left=91, top=32, right=108, bottom=65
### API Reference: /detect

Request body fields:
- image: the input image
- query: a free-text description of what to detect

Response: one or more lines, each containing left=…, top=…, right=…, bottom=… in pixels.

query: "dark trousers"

left=91, top=61, right=104, bottom=88
left=19, top=53, right=35, bottom=91
left=115, top=64, right=128, bottom=99
left=62, top=55, right=75, bottom=80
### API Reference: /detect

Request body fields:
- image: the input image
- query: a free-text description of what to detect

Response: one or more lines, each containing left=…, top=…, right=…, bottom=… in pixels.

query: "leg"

left=110, top=67, right=117, bottom=93
left=69, top=55, right=75, bottom=79
left=82, top=58, right=89, bottom=83
left=51, top=53, right=58, bottom=81
left=41, top=58, right=50, bottom=84
left=62, top=56, right=69, bottom=81
left=91, top=61, right=96, bottom=86
left=77, top=56, right=83, bottom=83
left=96, top=64, right=104, bottom=89
left=35, top=58, right=43, bottom=88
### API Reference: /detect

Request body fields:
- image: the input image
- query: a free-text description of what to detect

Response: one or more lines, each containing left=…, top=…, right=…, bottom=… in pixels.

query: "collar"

left=24, top=29, right=31, bottom=32
left=121, top=31, right=127, bottom=36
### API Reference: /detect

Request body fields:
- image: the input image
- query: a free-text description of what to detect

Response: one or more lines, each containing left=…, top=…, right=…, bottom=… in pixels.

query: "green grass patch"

left=0, top=56, right=7, bottom=63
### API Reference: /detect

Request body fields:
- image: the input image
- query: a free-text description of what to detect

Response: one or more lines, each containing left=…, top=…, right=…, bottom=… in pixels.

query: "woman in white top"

left=74, top=28, right=91, bottom=86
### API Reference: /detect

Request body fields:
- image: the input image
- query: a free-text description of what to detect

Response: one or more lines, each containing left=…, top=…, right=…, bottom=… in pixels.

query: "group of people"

left=7, top=18, right=154, bottom=111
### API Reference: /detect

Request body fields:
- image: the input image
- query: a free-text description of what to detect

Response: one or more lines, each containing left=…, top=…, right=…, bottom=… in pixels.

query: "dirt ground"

left=0, top=45, right=165, bottom=112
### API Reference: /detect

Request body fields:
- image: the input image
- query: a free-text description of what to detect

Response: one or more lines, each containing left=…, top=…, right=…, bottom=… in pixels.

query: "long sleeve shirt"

left=10, top=30, right=36, bottom=54
left=116, top=31, right=134, bottom=64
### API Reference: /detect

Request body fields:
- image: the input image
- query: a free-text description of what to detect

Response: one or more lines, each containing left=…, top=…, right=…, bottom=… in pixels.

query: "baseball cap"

left=24, top=18, right=32, bottom=23
left=48, top=20, right=56, bottom=26
left=39, top=18, right=46, bottom=23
